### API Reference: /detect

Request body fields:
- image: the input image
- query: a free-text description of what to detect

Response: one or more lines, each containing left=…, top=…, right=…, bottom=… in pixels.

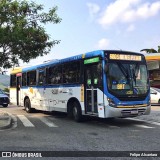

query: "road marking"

left=17, top=115, right=34, bottom=127
left=39, top=117, right=58, bottom=127
left=107, top=125, right=120, bottom=128
left=127, top=118, right=160, bottom=127
left=133, top=124, right=154, bottom=128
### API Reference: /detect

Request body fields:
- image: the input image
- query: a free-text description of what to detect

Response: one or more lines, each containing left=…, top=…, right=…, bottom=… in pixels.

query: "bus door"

left=37, top=68, right=48, bottom=110
left=84, top=61, right=103, bottom=115
left=16, top=73, right=22, bottom=106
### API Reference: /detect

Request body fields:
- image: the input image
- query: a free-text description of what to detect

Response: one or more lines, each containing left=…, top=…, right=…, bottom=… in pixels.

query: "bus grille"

left=121, top=108, right=146, bottom=117
left=118, top=96, right=146, bottom=101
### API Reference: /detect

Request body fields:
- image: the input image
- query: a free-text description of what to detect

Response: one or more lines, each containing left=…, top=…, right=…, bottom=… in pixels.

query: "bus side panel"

left=10, top=88, right=17, bottom=105
left=21, top=86, right=84, bottom=113
left=20, top=88, right=24, bottom=106
left=21, top=87, right=42, bottom=110
left=97, top=89, right=105, bottom=118
left=44, top=86, right=83, bottom=112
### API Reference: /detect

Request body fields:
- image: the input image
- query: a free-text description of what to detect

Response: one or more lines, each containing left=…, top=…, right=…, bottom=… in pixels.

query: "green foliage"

left=3, top=87, right=9, bottom=93
left=141, top=46, right=160, bottom=53
left=0, top=73, right=9, bottom=88
left=0, top=0, right=61, bottom=69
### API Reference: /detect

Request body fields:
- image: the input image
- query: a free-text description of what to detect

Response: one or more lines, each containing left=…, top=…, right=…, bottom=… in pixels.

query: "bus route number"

left=117, top=84, right=125, bottom=89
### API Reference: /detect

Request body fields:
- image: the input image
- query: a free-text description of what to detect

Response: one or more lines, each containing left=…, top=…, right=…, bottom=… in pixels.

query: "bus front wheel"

left=72, top=101, right=82, bottom=122
left=25, top=99, right=32, bottom=113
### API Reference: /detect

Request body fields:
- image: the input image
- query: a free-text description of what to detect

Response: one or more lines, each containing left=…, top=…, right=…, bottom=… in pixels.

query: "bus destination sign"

left=84, top=57, right=100, bottom=64
left=109, top=54, right=142, bottom=61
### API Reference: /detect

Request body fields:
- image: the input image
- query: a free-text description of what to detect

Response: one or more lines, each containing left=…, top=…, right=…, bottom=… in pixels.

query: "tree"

left=0, top=0, right=61, bottom=69
left=140, top=46, right=160, bottom=53
left=158, top=46, right=160, bottom=53
left=3, top=87, right=9, bottom=93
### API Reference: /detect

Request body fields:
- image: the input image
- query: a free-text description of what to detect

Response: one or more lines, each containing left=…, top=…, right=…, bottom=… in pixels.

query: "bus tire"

left=3, top=104, right=8, bottom=107
left=72, top=101, right=82, bottom=122
left=25, top=99, right=32, bottom=113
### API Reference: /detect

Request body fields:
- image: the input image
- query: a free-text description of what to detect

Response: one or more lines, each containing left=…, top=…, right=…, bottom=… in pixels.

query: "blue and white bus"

left=10, top=50, right=151, bottom=121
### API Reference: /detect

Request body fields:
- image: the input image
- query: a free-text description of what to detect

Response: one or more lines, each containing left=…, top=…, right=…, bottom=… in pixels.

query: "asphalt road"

left=0, top=105, right=160, bottom=160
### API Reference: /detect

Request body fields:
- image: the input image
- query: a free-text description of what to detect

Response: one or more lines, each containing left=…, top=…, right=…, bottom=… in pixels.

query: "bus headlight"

left=108, top=98, right=117, bottom=108
left=147, top=100, right=151, bottom=106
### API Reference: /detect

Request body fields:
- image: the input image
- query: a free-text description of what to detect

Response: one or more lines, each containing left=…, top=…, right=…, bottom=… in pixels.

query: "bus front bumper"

left=105, top=105, right=151, bottom=118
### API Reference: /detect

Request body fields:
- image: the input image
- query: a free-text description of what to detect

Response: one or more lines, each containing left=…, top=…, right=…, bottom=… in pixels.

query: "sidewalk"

left=0, top=110, right=12, bottom=130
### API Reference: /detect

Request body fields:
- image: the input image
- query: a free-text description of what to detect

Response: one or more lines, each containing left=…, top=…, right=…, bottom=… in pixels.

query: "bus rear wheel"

left=25, top=99, right=33, bottom=113
left=72, top=101, right=82, bottom=122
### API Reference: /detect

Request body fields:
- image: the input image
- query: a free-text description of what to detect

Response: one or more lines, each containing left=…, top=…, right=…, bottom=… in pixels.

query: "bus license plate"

left=131, top=110, right=138, bottom=114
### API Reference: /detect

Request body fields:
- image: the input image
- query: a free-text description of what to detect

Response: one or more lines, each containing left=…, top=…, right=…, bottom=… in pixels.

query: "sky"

left=22, top=0, right=160, bottom=66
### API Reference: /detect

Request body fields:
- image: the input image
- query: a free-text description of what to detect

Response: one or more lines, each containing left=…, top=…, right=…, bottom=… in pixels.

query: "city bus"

left=10, top=50, right=151, bottom=122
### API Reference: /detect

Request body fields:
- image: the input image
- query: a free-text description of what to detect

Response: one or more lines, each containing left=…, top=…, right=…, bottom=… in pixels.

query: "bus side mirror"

left=151, top=91, right=157, bottom=95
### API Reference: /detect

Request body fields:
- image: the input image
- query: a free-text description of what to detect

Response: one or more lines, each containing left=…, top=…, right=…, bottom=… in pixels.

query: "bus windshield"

left=106, top=62, right=149, bottom=97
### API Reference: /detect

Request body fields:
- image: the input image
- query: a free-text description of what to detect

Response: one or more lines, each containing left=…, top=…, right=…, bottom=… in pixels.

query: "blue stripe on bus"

left=21, top=84, right=82, bottom=89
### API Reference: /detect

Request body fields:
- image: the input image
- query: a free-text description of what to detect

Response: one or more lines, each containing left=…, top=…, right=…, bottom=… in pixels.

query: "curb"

left=0, top=111, right=12, bottom=130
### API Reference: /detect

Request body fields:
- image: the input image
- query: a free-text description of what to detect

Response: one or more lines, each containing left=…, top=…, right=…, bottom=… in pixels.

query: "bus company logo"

left=52, top=89, right=58, bottom=94
left=29, top=87, right=34, bottom=94
left=2, top=152, right=11, bottom=157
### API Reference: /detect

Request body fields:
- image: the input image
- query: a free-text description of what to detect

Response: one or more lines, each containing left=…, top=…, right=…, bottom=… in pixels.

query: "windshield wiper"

left=132, top=63, right=140, bottom=85
left=116, top=62, right=129, bottom=80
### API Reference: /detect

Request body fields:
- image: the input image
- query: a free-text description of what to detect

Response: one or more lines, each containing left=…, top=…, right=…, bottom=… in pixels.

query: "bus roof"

left=21, top=50, right=144, bottom=72
left=22, top=50, right=104, bottom=72
left=10, top=67, right=22, bottom=74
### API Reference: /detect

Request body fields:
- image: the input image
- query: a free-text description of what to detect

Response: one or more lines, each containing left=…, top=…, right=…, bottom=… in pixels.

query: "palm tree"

left=140, top=46, right=160, bottom=53
left=158, top=46, right=160, bottom=52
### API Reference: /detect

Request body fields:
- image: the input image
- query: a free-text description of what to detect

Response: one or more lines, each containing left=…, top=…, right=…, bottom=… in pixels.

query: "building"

left=145, top=53, right=160, bottom=88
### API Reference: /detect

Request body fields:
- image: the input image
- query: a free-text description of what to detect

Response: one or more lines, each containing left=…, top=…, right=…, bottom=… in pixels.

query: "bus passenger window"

left=48, top=66, right=62, bottom=84
left=22, top=73, right=27, bottom=86
left=27, top=71, right=36, bottom=86
left=38, top=70, right=45, bottom=85
left=10, top=74, right=16, bottom=87
left=62, top=61, right=80, bottom=84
